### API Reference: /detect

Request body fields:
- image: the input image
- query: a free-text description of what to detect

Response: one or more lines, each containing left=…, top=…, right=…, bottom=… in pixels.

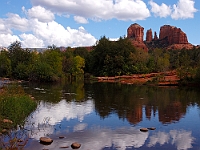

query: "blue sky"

left=0, top=0, right=199, bottom=48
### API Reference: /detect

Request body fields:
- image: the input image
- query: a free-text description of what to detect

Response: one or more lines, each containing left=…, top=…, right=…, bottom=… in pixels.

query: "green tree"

left=73, top=47, right=89, bottom=59
left=41, top=49, right=63, bottom=80
left=0, top=50, right=11, bottom=77
left=71, top=56, right=85, bottom=76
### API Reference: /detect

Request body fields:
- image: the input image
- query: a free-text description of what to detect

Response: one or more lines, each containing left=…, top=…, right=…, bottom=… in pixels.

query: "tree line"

left=0, top=37, right=200, bottom=83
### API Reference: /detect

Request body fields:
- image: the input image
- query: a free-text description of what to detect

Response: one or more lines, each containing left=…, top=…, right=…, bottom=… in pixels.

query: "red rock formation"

left=167, top=44, right=194, bottom=50
left=127, top=23, right=148, bottom=51
left=130, top=40, right=148, bottom=51
left=153, top=31, right=158, bottom=40
left=127, top=23, right=144, bottom=42
left=159, top=25, right=188, bottom=45
left=146, top=29, right=152, bottom=42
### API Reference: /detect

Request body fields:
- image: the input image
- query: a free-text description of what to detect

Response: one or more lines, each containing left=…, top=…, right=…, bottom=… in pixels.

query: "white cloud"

left=170, top=130, right=195, bottom=150
left=74, top=16, right=88, bottom=24
left=147, top=131, right=170, bottom=147
left=148, top=130, right=195, bottom=150
left=0, top=34, right=20, bottom=47
left=5, top=13, right=29, bottom=32
left=20, top=33, right=45, bottom=48
left=149, top=0, right=197, bottom=19
left=27, top=99, right=94, bottom=126
left=26, top=6, right=55, bottom=22
left=149, top=0, right=171, bottom=18
left=73, top=123, right=88, bottom=132
left=171, top=0, right=197, bottom=20
left=28, top=19, right=96, bottom=47
left=31, top=0, right=150, bottom=21
left=0, top=19, right=12, bottom=34
left=0, top=11, right=96, bottom=48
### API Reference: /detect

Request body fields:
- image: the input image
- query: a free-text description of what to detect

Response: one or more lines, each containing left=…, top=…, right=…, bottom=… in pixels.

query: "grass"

left=0, top=84, right=37, bottom=149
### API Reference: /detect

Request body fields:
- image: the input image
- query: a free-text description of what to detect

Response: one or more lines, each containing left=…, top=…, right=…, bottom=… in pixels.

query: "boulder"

left=71, top=142, right=81, bottom=149
left=39, top=137, right=53, bottom=145
left=140, top=128, right=148, bottom=132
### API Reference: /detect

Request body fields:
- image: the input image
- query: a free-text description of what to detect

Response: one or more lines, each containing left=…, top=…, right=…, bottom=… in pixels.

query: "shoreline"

left=94, top=70, right=179, bottom=86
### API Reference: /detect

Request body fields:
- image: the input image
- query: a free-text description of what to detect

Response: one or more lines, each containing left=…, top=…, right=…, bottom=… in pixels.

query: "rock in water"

left=40, top=137, right=53, bottom=145
left=140, top=128, right=148, bottom=132
left=71, top=142, right=81, bottom=149
left=147, top=127, right=156, bottom=130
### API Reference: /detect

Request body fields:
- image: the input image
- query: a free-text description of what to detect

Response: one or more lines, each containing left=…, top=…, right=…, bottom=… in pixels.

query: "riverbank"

left=95, top=70, right=179, bottom=86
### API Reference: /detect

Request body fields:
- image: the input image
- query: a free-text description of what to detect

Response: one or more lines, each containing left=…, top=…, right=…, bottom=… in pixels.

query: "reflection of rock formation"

left=145, top=105, right=152, bottom=120
left=158, top=101, right=186, bottom=124
left=126, top=106, right=143, bottom=124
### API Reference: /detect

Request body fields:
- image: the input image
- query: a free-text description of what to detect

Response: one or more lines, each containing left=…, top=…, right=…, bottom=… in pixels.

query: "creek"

left=19, top=82, right=200, bottom=149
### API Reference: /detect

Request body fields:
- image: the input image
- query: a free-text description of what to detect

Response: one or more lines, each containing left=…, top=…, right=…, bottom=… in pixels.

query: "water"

left=20, top=82, right=200, bottom=150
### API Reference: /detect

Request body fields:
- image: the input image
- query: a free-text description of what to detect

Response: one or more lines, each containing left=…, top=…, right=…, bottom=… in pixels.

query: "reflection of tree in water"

left=86, top=83, right=200, bottom=125
left=23, top=81, right=200, bottom=125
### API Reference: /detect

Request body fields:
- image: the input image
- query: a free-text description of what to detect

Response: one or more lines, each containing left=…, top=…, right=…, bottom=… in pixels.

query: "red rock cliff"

left=159, top=25, right=188, bottom=45
left=127, top=23, right=148, bottom=51
left=146, top=29, right=152, bottom=42
left=127, top=23, right=144, bottom=42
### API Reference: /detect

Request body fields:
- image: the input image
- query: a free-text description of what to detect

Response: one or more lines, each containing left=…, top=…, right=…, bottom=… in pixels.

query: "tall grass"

left=0, top=84, right=37, bottom=149
left=0, top=84, right=37, bottom=126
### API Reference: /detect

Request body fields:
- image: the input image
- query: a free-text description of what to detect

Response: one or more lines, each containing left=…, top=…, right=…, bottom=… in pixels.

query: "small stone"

left=59, top=136, right=65, bottom=139
left=18, top=139, right=23, bottom=142
left=140, top=128, right=148, bottom=132
left=40, top=137, right=53, bottom=145
left=2, top=129, right=7, bottom=133
left=147, top=127, right=156, bottom=130
left=3, top=119, right=13, bottom=124
left=71, top=142, right=81, bottom=149
left=60, top=146, right=69, bottom=148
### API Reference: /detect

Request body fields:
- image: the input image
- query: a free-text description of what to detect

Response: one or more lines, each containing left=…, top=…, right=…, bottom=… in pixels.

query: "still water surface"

left=21, top=82, right=200, bottom=150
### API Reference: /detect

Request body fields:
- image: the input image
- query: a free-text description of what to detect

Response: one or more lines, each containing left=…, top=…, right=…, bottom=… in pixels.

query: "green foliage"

left=8, top=41, right=36, bottom=79
left=73, top=47, right=89, bottom=59
left=30, top=61, right=54, bottom=82
left=88, top=36, right=145, bottom=76
left=0, top=51, right=11, bottom=77
left=42, top=50, right=63, bottom=76
left=71, top=56, right=85, bottom=76
left=0, top=84, right=37, bottom=127
left=149, top=48, right=170, bottom=72
left=4, top=41, right=200, bottom=85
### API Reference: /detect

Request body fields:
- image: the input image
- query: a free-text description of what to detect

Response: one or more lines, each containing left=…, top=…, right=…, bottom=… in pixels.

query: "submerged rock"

left=71, top=142, right=81, bottom=149
left=147, top=127, right=156, bottom=130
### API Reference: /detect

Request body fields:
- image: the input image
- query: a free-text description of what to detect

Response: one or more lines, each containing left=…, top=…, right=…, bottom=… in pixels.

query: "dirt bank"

left=96, top=70, right=179, bottom=86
